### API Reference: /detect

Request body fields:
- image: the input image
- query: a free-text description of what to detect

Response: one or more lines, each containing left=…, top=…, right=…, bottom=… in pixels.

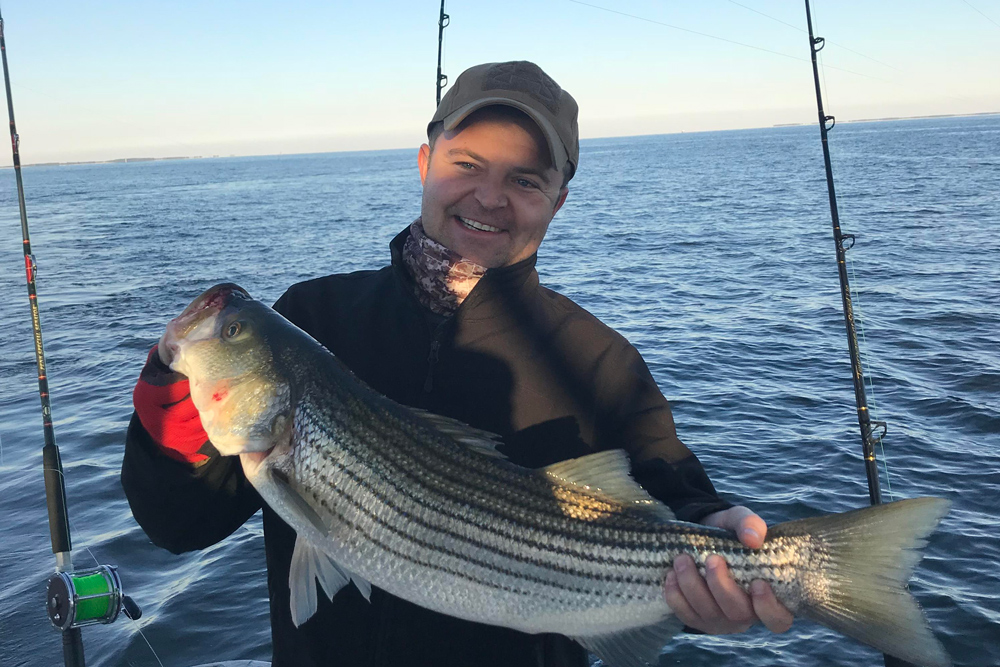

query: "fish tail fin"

left=772, top=496, right=951, bottom=667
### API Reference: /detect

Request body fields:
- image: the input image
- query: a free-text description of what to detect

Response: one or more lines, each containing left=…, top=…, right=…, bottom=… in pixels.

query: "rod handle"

left=61, top=627, right=85, bottom=667
left=43, top=444, right=72, bottom=554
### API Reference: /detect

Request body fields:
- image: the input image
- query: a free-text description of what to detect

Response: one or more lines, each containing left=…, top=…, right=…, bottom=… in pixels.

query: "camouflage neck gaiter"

left=402, top=219, right=487, bottom=316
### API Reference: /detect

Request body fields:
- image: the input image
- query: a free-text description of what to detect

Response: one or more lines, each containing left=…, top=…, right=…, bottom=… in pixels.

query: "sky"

left=0, top=0, right=998, bottom=164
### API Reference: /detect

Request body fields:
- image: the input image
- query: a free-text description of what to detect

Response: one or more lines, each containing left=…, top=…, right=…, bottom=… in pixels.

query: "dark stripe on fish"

left=302, top=447, right=671, bottom=586
left=304, top=468, right=663, bottom=599
left=311, top=401, right=682, bottom=546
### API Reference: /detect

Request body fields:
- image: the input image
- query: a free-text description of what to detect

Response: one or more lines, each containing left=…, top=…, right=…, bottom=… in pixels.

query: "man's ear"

left=552, top=187, right=569, bottom=216
left=418, top=144, right=431, bottom=186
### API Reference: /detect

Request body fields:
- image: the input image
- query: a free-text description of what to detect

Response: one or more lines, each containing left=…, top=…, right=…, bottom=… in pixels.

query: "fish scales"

left=304, top=386, right=647, bottom=537
left=301, top=384, right=662, bottom=546
left=165, top=283, right=953, bottom=667
left=287, top=381, right=812, bottom=629
left=304, top=381, right=691, bottom=545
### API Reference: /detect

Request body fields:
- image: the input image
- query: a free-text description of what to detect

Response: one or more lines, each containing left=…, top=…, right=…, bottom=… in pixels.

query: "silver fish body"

left=167, top=283, right=952, bottom=667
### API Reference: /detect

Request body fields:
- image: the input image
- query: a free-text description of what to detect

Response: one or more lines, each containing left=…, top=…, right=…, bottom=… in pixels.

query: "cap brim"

left=441, top=97, right=569, bottom=176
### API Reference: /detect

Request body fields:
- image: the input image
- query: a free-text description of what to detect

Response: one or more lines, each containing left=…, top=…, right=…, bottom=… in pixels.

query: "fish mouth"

left=179, top=283, right=251, bottom=318
left=164, top=283, right=252, bottom=362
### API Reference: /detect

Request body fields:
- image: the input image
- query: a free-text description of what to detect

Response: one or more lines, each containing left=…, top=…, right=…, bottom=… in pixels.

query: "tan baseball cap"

left=429, top=61, right=580, bottom=181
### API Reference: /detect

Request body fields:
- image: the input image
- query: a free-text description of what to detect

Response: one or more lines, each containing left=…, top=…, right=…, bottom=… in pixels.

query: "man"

left=123, top=61, right=791, bottom=667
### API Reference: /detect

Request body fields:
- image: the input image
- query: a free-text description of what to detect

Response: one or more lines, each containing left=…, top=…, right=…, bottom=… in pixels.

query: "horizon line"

left=7, top=110, right=998, bottom=170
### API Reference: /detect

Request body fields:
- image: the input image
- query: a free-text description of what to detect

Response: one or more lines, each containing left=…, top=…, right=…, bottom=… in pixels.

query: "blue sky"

left=1, top=0, right=997, bottom=163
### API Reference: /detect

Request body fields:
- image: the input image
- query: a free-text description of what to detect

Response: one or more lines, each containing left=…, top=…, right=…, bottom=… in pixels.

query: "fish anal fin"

left=288, top=535, right=373, bottom=627
left=574, top=615, right=683, bottom=667
left=350, top=571, right=372, bottom=601
left=544, top=450, right=675, bottom=522
left=289, top=535, right=327, bottom=627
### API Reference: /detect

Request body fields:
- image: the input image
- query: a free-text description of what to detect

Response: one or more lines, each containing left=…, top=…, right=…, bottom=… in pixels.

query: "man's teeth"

left=458, top=216, right=501, bottom=233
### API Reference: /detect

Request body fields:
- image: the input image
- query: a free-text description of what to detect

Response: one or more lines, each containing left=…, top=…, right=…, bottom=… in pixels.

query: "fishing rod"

left=802, top=4, right=911, bottom=665
left=436, top=0, right=449, bottom=105
left=803, top=0, right=887, bottom=507
left=0, top=10, right=139, bottom=667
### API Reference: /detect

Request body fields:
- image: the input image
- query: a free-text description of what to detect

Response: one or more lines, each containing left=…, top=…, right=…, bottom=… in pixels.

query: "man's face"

left=418, top=109, right=569, bottom=269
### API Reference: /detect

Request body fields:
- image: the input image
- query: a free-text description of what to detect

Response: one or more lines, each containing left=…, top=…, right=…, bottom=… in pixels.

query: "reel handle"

left=122, top=595, right=142, bottom=620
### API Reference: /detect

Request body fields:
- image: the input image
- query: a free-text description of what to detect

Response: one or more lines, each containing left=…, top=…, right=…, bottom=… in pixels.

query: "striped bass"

left=163, top=283, right=951, bottom=667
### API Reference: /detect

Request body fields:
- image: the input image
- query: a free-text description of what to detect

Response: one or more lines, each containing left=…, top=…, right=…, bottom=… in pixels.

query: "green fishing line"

left=71, top=571, right=114, bottom=622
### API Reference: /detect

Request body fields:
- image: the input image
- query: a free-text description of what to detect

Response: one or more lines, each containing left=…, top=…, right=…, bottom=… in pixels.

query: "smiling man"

left=123, top=61, right=791, bottom=667
left=417, top=105, right=568, bottom=269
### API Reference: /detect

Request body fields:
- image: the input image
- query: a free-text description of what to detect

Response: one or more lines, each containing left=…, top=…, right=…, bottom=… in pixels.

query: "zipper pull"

left=423, top=339, right=441, bottom=393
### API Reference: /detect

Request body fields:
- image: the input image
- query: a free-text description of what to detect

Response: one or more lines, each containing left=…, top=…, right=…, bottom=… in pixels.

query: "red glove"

left=132, top=346, right=211, bottom=465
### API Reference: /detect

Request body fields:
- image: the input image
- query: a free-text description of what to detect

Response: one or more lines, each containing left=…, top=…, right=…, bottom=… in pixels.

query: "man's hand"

left=663, top=506, right=794, bottom=635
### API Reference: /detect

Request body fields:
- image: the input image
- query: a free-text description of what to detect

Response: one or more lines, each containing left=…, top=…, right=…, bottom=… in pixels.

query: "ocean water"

left=0, top=115, right=997, bottom=667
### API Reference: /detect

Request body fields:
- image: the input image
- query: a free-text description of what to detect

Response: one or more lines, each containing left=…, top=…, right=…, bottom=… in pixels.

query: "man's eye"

left=456, top=162, right=476, bottom=170
left=516, top=178, right=538, bottom=189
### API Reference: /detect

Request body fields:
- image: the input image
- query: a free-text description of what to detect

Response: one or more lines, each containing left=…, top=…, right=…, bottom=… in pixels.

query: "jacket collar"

left=389, top=225, right=540, bottom=312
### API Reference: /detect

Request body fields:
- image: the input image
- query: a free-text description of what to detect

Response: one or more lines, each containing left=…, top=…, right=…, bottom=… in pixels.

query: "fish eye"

left=224, top=321, right=243, bottom=339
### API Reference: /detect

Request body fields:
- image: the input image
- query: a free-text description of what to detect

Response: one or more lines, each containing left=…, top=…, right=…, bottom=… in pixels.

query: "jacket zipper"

left=423, top=319, right=450, bottom=393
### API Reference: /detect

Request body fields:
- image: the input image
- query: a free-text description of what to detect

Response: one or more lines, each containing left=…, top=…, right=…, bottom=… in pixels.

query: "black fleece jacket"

left=121, top=226, right=731, bottom=667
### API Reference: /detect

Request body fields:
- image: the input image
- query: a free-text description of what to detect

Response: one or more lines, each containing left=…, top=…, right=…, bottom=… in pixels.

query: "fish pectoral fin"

left=543, top=450, right=676, bottom=522
left=573, top=615, right=683, bottom=667
left=409, top=408, right=507, bottom=459
left=289, top=535, right=374, bottom=627
left=268, top=467, right=331, bottom=538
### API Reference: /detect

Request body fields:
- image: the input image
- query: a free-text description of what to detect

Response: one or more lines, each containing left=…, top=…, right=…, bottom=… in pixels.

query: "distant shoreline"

left=771, top=110, right=1000, bottom=127
left=9, top=111, right=999, bottom=168
left=16, top=155, right=223, bottom=168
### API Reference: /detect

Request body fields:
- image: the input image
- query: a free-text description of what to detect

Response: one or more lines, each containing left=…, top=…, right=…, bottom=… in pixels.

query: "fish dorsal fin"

left=409, top=408, right=507, bottom=459
left=543, top=450, right=675, bottom=521
left=573, top=614, right=683, bottom=667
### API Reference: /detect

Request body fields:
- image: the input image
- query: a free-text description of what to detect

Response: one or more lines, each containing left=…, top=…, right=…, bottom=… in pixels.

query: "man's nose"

left=474, top=175, right=508, bottom=209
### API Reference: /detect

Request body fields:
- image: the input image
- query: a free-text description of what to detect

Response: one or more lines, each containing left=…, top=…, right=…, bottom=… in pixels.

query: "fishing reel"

left=46, top=565, right=142, bottom=630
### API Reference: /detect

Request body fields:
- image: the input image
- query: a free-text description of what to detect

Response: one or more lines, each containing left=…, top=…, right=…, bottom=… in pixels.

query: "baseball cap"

left=428, top=61, right=580, bottom=180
